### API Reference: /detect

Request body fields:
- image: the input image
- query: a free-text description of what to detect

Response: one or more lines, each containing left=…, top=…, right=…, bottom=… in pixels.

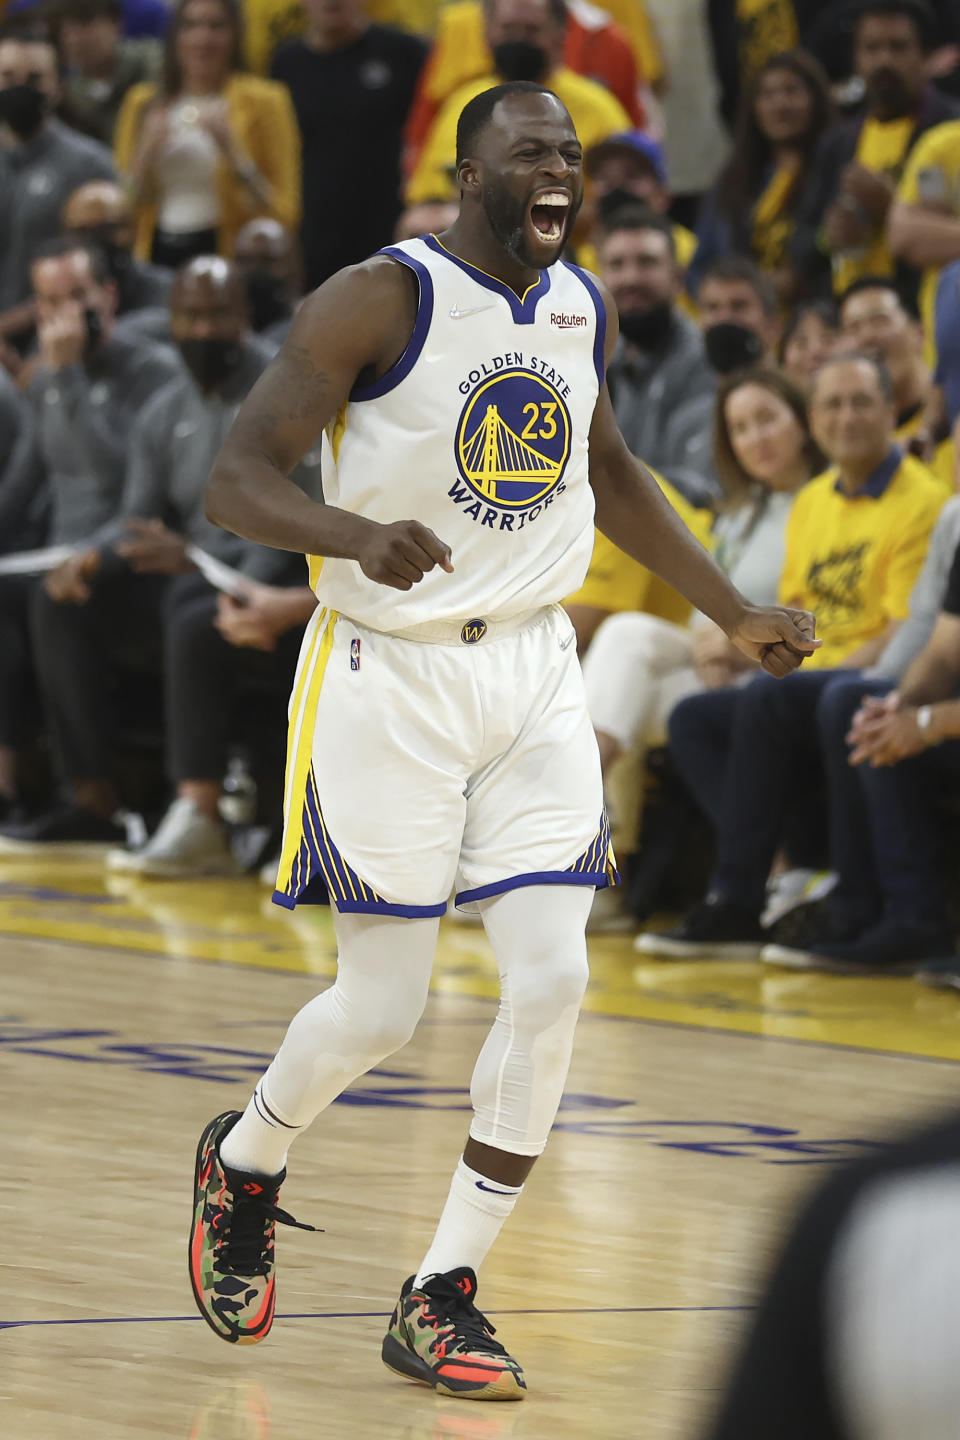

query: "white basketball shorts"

left=272, top=603, right=618, bottom=917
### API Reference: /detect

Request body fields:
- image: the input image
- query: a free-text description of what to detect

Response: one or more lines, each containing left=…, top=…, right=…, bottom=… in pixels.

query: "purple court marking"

left=0, top=1304, right=754, bottom=1333
left=4, top=925, right=959, bottom=1068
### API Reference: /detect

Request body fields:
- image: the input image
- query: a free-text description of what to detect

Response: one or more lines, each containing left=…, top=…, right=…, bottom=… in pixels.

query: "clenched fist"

left=357, top=520, right=454, bottom=591
left=730, top=605, right=820, bottom=678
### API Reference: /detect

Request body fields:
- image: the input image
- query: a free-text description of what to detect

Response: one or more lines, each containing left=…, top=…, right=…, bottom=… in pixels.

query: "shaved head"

left=62, top=179, right=133, bottom=230
left=169, top=255, right=248, bottom=389
left=171, top=255, right=247, bottom=311
left=234, top=217, right=293, bottom=264
left=456, top=80, right=561, bottom=166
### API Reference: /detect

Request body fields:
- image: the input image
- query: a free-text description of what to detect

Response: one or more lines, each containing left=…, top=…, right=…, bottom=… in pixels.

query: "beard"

left=618, top=300, right=674, bottom=349
left=480, top=180, right=581, bottom=270
left=867, top=67, right=910, bottom=115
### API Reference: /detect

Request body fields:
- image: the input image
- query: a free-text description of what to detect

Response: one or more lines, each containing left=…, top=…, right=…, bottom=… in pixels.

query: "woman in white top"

left=116, top=0, right=300, bottom=268
left=583, top=367, right=822, bottom=784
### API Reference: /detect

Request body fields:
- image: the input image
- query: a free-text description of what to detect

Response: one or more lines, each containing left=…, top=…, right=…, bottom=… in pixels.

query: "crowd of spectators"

left=4, top=0, right=960, bottom=984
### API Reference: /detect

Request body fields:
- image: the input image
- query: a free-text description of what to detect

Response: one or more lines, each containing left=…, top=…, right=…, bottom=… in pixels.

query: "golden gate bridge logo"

left=455, top=370, right=571, bottom=510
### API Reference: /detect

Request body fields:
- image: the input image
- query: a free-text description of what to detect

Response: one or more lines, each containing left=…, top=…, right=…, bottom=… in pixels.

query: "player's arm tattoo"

left=281, top=344, right=333, bottom=421
left=230, top=343, right=337, bottom=471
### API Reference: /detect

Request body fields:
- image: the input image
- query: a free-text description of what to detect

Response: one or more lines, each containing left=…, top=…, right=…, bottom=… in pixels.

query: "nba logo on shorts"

left=350, top=638, right=361, bottom=670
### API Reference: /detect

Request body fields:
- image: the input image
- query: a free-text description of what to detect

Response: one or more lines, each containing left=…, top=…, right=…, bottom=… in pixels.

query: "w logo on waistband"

left=461, top=619, right=487, bottom=644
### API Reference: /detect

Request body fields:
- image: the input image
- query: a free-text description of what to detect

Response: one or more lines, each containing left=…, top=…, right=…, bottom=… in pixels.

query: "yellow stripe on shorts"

left=275, top=608, right=337, bottom=897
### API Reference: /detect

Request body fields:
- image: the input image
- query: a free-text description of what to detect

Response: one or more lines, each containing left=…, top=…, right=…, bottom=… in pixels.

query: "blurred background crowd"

left=4, top=0, right=960, bottom=984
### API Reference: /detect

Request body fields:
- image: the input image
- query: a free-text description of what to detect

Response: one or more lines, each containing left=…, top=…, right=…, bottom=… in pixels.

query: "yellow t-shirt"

left=245, top=0, right=303, bottom=74
left=751, top=163, right=797, bottom=272
left=831, top=115, right=914, bottom=296
left=406, top=66, right=631, bottom=205
left=778, top=450, right=944, bottom=669
left=244, top=0, right=434, bottom=73
left=419, top=0, right=663, bottom=110
left=893, top=410, right=956, bottom=495
left=897, top=120, right=960, bottom=368
left=566, top=475, right=713, bottom=627
left=736, top=0, right=799, bottom=84
left=931, top=436, right=956, bottom=493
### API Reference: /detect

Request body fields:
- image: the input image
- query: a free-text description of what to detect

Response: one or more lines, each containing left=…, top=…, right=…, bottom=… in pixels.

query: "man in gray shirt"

left=0, top=368, right=44, bottom=820
left=0, top=25, right=115, bottom=347
left=0, top=362, right=44, bottom=554
left=596, top=206, right=717, bottom=509
left=63, top=180, right=171, bottom=318
left=0, top=234, right=180, bottom=843
left=233, top=218, right=301, bottom=352
left=14, top=258, right=320, bottom=860
left=28, top=235, right=181, bottom=546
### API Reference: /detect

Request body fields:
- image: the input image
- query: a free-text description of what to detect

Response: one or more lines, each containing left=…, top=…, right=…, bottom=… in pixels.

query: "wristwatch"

left=916, top=705, right=934, bottom=743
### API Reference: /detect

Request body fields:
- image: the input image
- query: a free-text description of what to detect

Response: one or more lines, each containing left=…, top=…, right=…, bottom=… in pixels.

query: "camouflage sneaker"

left=382, top=1267, right=527, bottom=1401
left=188, top=1111, right=316, bottom=1345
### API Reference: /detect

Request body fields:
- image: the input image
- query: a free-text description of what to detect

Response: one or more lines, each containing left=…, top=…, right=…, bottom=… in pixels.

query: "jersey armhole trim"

left=350, top=247, right=434, bottom=402
left=563, top=261, right=607, bottom=388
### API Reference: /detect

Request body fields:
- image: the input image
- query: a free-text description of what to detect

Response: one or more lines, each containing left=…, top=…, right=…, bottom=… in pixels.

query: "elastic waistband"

left=360, top=607, right=551, bottom=646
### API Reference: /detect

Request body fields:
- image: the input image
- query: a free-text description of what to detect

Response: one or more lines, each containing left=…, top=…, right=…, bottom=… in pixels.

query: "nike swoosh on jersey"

left=449, top=303, right=497, bottom=320
left=559, top=633, right=576, bottom=651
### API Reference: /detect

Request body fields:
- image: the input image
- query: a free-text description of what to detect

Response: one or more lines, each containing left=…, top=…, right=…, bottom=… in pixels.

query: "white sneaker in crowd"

left=761, top=868, right=837, bottom=928
left=107, top=796, right=239, bottom=878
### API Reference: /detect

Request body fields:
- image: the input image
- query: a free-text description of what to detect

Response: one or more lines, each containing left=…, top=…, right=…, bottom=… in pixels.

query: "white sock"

left=218, top=1081, right=303, bottom=1178
left=414, top=1157, right=523, bottom=1287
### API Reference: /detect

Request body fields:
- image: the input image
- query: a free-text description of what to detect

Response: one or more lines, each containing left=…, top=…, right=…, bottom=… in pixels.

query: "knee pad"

left=322, top=984, right=424, bottom=1059
left=506, top=947, right=589, bottom=1034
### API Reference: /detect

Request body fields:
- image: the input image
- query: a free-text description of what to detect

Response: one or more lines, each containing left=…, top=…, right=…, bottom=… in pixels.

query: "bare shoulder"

left=290, top=254, right=419, bottom=355
left=223, top=254, right=421, bottom=468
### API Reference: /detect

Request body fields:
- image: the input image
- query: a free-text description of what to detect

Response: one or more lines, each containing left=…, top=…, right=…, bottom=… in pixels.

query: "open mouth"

left=528, top=191, right=571, bottom=246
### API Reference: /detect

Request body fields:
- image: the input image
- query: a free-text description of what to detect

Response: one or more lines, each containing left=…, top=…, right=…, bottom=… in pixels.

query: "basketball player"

left=189, top=81, right=819, bottom=1400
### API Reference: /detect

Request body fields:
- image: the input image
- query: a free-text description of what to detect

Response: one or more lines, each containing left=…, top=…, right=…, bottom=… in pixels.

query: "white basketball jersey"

left=309, top=234, right=606, bottom=631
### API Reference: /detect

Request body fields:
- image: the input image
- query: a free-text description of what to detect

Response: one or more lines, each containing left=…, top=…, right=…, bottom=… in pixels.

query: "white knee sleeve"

left=468, top=885, right=592, bottom=1156
left=260, top=909, right=438, bottom=1129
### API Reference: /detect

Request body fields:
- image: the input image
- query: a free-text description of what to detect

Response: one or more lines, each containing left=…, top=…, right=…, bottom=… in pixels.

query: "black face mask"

left=618, top=302, right=674, bottom=350
left=78, top=227, right=132, bottom=276
left=704, top=321, right=763, bottom=375
left=71, top=227, right=134, bottom=304
left=492, top=40, right=549, bottom=82
left=84, top=306, right=104, bottom=356
left=245, top=269, right=291, bottom=332
left=179, top=337, right=243, bottom=392
left=0, top=82, right=48, bottom=140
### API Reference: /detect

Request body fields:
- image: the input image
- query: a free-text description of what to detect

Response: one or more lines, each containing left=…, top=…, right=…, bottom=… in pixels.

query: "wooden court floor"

left=5, top=850, right=960, bottom=1439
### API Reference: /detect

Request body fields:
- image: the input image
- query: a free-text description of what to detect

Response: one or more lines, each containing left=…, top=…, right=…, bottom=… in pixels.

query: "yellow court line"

left=2, top=860, right=960, bottom=1062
